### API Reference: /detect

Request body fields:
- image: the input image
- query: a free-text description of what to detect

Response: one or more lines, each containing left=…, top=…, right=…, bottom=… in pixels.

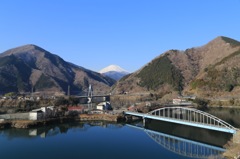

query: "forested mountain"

left=0, top=44, right=115, bottom=95
left=112, top=36, right=240, bottom=98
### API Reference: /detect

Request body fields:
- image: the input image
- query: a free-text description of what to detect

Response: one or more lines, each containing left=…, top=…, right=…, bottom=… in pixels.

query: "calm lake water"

left=0, top=107, right=239, bottom=159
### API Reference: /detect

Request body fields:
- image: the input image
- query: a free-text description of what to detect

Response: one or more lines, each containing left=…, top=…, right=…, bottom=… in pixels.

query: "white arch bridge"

left=125, top=107, right=238, bottom=134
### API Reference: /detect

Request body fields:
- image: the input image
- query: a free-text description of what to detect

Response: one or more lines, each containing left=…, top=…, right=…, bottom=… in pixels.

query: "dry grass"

left=79, top=113, right=121, bottom=122
left=223, top=131, right=240, bottom=159
left=223, top=144, right=240, bottom=159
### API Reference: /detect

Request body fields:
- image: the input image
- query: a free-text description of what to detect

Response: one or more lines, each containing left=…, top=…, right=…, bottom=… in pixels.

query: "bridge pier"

left=143, top=118, right=145, bottom=127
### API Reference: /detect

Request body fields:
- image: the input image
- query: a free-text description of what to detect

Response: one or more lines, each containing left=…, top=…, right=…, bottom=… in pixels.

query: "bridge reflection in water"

left=127, top=124, right=225, bottom=159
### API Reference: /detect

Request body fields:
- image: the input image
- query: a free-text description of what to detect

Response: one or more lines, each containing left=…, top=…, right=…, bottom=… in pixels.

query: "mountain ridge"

left=112, top=36, right=240, bottom=99
left=0, top=44, right=115, bottom=95
left=2, top=36, right=240, bottom=99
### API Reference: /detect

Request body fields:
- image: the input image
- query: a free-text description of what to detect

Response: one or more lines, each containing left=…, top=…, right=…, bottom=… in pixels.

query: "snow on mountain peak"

left=99, top=65, right=129, bottom=74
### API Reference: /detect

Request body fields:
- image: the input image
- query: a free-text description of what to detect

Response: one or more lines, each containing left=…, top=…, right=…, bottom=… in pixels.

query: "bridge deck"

left=124, top=111, right=237, bottom=134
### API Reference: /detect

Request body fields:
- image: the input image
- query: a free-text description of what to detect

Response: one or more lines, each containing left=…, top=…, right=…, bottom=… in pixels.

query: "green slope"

left=137, top=55, right=183, bottom=91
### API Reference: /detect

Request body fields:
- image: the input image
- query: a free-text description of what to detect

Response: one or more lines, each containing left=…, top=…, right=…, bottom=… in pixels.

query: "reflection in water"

left=0, top=120, right=230, bottom=159
left=0, top=121, right=123, bottom=139
left=127, top=124, right=225, bottom=159
left=0, top=117, right=234, bottom=159
left=145, top=119, right=232, bottom=147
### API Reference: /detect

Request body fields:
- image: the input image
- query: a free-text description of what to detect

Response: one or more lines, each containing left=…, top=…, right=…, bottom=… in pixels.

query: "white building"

left=173, top=98, right=192, bottom=105
left=29, top=106, right=56, bottom=120
left=96, top=102, right=112, bottom=111
left=29, top=111, right=43, bottom=120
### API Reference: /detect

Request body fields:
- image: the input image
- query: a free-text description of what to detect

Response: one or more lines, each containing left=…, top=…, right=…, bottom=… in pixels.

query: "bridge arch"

left=145, top=129, right=225, bottom=158
left=147, top=107, right=238, bottom=133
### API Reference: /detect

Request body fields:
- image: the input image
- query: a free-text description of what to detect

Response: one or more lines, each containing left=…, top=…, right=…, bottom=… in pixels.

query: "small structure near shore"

left=67, top=106, right=85, bottom=115
left=172, top=98, right=192, bottom=105
left=29, top=111, right=43, bottom=121
left=96, top=102, right=112, bottom=111
left=29, top=106, right=56, bottom=120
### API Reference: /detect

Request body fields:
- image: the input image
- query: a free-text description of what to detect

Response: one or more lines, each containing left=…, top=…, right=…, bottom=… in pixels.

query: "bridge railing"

left=148, top=107, right=238, bottom=131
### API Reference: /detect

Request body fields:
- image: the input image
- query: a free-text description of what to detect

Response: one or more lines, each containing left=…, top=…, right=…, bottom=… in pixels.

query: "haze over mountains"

left=99, top=65, right=129, bottom=81
left=1, top=36, right=240, bottom=99
left=0, top=45, right=115, bottom=95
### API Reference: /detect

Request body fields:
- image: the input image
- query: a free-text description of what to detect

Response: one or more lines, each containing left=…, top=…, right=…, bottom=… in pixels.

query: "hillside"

left=0, top=44, right=115, bottom=95
left=112, top=36, right=240, bottom=99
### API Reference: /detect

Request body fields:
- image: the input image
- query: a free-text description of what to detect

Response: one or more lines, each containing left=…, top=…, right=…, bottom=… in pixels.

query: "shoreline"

left=223, top=130, right=240, bottom=159
left=1, top=112, right=239, bottom=158
left=0, top=113, right=125, bottom=129
left=208, top=105, right=240, bottom=109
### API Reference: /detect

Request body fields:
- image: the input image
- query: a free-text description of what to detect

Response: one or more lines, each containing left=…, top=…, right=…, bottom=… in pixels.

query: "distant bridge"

left=127, top=124, right=225, bottom=159
left=73, top=84, right=110, bottom=110
left=125, top=107, right=238, bottom=134
left=75, top=85, right=110, bottom=101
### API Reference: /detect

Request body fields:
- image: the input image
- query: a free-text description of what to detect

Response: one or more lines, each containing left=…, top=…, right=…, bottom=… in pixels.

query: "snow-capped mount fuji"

left=99, top=65, right=130, bottom=80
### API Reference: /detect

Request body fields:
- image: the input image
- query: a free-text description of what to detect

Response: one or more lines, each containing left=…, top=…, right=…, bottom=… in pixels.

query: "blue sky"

left=0, top=0, right=240, bottom=72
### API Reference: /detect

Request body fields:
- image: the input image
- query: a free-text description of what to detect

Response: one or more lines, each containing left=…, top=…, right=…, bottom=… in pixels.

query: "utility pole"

left=87, top=84, right=93, bottom=110
left=30, top=81, right=34, bottom=100
left=67, top=85, right=70, bottom=98
left=31, top=86, right=33, bottom=97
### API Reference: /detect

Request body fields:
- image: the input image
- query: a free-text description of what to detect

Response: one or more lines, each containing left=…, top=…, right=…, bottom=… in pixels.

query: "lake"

left=0, top=107, right=239, bottom=159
